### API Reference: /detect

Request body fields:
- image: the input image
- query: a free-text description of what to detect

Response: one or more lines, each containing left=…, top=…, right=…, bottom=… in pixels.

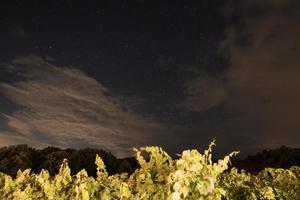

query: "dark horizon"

left=0, top=0, right=299, bottom=158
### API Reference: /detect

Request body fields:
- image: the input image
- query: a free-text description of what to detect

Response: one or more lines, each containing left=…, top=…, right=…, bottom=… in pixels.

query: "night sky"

left=0, top=0, right=299, bottom=158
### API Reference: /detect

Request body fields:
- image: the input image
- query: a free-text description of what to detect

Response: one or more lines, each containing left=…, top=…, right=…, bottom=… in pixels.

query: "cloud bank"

left=223, top=0, right=300, bottom=148
left=0, top=55, right=174, bottom=157
left=183, top=0, right=300, bottom=150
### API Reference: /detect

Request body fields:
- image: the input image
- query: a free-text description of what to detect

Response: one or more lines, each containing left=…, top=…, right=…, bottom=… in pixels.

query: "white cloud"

left=0, top=55, right=173, bottom=157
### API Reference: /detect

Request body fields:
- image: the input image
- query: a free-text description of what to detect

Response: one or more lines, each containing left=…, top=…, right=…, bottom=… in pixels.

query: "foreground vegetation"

left=0, top=141, right=299, bottom=199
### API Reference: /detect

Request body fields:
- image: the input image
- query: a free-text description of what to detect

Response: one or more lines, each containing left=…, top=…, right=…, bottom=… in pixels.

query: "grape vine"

left=0, top=141, right=299, bottom=199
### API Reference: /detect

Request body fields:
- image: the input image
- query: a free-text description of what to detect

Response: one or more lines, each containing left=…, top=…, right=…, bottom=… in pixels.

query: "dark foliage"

left=0, top=145, right=138, bottom=177
left=1, top=144, right=300, bottom=177
left=231, top=146, right=300, bottom=173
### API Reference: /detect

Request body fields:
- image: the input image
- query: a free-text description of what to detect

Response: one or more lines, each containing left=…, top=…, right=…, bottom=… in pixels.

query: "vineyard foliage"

left=0, top=141, right=300, bottom=200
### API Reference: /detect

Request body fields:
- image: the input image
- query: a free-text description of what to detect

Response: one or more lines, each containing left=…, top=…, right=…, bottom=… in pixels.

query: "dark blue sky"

left=0, top=0, right=299, bottom=158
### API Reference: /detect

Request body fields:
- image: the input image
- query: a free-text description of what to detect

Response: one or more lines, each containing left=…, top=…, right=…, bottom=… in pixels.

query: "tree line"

left=0, top=144, right=138, bottom=178
left=1, top=144, right=300, bottom=178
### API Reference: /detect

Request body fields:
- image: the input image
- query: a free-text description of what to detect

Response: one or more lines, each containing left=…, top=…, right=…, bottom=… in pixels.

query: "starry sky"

left=0, top=0, right=299, bottom=158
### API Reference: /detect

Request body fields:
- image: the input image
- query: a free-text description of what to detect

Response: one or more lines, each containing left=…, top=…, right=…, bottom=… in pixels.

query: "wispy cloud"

left=11, top=26, right=27, bottom=38
left=0, top=55, right=174, bottom=157
left=180, top=73, right=228, bottom=112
